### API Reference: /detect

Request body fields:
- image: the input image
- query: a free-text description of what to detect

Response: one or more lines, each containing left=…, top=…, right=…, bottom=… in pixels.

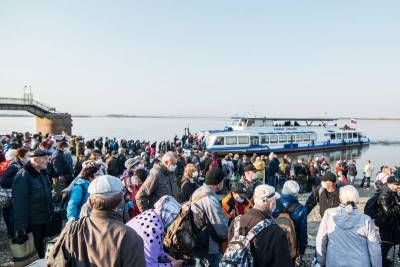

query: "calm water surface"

left=1, top=117, right=399, bottom=178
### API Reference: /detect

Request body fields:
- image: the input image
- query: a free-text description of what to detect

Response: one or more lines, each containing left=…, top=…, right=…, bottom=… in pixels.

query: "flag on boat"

left=351, top=118, right=358, bottom=124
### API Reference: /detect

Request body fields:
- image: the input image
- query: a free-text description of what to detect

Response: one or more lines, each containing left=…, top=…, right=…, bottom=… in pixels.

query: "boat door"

left=250, top=136, right=259, bottom=146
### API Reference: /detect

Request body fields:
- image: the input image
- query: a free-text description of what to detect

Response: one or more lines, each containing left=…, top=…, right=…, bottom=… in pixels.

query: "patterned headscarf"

left=154, top=195, right=181, bottom=228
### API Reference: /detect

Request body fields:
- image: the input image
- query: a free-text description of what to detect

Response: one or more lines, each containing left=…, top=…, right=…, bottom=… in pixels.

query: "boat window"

left=353, top=132, right=358, bottom=139
left=279, top=135, right=287, bottom=143
left=232, top=120, right=239, bottom=126
left=251, top=136, right=259, bottom=146
left=331, top=134, right=336, bottom=140
left=226, top=136, right=237, bottom=145
left=214, top=137, right=224, bottom=146
left=265, top=120, right=273, bottom=127
left=270, top=135, right=278, bottom=144
left=261, top=136, right=269, bottom=144
left=311, top=134, right=317, bottom=141
left=288, top=135, right=296, bottom=142
left=239, top=120, right=246, bottom=126
left=303, top=134, right=310, bottom=141
left=238, top=136, right=250, bottom=145
left=246, top=120, right=255, bottom=127
left=296, top=135, right=303, bottom=142
left=255, top=120, right=264, bottom=127
left=336, top=133, right=342, bottom=139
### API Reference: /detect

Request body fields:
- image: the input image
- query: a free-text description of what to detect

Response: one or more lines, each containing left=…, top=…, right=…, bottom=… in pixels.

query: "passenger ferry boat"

left=204, top=117, right=370, bottom=154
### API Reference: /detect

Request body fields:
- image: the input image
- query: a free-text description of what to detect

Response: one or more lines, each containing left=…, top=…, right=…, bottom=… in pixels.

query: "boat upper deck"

left=231, top=117, right=338, bottom=130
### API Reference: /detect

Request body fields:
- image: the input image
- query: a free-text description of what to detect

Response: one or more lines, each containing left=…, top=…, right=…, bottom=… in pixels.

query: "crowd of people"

left=0, top=131, right=399, bottom=267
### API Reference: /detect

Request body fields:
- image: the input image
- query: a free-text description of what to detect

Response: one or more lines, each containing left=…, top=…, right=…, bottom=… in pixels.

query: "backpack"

left=220, top=216, right=275, bottom=267
left=364, top=191, right=381, bottom=219
left=163, top=193, right=210, bottom=260
left=275, top=208, right=298, bottom=260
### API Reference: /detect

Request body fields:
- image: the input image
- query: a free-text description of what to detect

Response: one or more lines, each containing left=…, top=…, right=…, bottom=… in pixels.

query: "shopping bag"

left=10, top=233, right=39, bottom=267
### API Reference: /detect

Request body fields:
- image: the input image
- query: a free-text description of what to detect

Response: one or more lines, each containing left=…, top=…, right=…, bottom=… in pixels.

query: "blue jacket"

left=66, top=178, right=90, bottom=221
left=275, top=194, right=308, bottom=255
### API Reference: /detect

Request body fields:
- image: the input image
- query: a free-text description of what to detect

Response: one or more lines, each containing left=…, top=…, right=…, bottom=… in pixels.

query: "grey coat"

left=135, top=163, right=180, bottom=212
left=191, top=184, right=228, bottom=255
left=316, top=205, right=381, bottom=267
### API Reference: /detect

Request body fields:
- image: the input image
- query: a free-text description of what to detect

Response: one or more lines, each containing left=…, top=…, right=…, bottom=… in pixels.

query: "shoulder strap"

left=246, top=218, right=275, bottom=241
left=286, top=200, right=301, bottom=215
left=190, top=192, right=211, bottom=204
left=232, top=216, right=242, bottom=237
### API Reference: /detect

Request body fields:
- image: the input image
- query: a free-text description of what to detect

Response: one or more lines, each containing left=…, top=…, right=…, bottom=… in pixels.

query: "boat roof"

left=207, top=130, right=317, bottom=136
left=231, top=117, right=336, bottom=121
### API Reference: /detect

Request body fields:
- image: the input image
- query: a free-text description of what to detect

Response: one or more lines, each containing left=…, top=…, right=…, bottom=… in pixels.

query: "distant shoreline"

left=0, top=114, right=400, bottom=120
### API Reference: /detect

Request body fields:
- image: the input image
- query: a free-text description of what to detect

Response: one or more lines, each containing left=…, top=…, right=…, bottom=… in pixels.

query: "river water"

left=1, top=117, right=399, bottom=178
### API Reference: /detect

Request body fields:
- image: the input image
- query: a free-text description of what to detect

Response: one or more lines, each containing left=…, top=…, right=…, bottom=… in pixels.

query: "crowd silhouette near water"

left=0, top=131, right=399, bottom=267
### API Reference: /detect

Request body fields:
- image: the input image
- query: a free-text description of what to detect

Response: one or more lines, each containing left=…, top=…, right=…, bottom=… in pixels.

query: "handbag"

left=10, top=233, right=39, bottom=267
left=0, top=187, right=12, bottom=209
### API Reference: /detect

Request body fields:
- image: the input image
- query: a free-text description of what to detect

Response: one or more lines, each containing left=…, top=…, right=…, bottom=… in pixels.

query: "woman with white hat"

left=316, top=185, right=381, bottom=267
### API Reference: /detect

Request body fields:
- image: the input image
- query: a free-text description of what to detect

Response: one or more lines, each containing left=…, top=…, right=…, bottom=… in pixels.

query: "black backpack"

left=364, top=191, right=381, bottom=219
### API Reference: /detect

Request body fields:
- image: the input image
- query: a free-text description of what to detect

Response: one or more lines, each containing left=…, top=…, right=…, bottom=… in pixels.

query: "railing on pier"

left=0, top=97, right=56, bottom=113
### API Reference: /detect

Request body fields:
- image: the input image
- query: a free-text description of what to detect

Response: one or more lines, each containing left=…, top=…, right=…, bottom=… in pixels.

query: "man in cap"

left=227, top=184, right=292, bottom=267
left=374, top=176, right=400, bottom=266
left=236, top=164, right=262, bottom=199
left=48, top=175, right=145, bottom=266
left=221, top=183, right=253, bottom=225
left=12, top=149, right=53, bottom=258
left=305, top=171, right=340, bottom=217
left=191, top=168, right=228, bottom=267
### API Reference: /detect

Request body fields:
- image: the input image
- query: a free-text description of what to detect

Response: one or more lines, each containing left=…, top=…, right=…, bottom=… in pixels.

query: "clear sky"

left=0, top=1, right=399, bottom=117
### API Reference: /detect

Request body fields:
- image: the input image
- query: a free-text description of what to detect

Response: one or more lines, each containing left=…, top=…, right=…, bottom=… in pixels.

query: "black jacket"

left=12, top=162, right=54, bottom=231
left=0, top=159, right=24, bottom=189
left=180, top=180, right=199, bottom=202
left=266, top=158, right=280, bottom=177
left=51, top=150, right=72, bottom=177
left=228, top=208, right=293, bottom=267
left=305, top=185, right=340, bottom=217
left=375, top=184, right=400, bottom=244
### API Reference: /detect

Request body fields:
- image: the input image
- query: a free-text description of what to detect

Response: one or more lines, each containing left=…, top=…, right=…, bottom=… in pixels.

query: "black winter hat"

left=29, top=149, right=52, bottom=158
left=322, top=172, right=337, bottom=183
left=205, top=168, right=225, bottom=185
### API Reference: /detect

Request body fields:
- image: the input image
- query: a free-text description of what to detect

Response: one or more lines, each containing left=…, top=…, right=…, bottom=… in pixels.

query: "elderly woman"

left=126, top=196, right=184, bottom=267
left=316, top=185, right=382, bottom=267
left=274, top=180, right=308, bottom=260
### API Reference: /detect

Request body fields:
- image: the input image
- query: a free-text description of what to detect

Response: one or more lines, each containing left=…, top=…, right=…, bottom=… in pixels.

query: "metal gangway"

left=0, top=89, right=57, bottom=117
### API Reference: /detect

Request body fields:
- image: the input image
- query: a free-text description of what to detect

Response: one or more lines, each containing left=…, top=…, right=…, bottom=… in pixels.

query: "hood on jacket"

left=332, top=206, right=359, bottom=230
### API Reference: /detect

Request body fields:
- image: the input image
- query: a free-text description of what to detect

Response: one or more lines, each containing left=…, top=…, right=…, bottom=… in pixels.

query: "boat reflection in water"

left=284, top=145, right=369, bottom=166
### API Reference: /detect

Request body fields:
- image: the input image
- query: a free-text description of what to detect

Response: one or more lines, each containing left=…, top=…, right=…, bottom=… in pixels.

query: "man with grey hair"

left=227, top=184, right=292, bottom=267
left=48, top=175, right=145, bottom=266
left=12, top=149, right=53, bottom=259
left=136, top=151, right=180, bottom=212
